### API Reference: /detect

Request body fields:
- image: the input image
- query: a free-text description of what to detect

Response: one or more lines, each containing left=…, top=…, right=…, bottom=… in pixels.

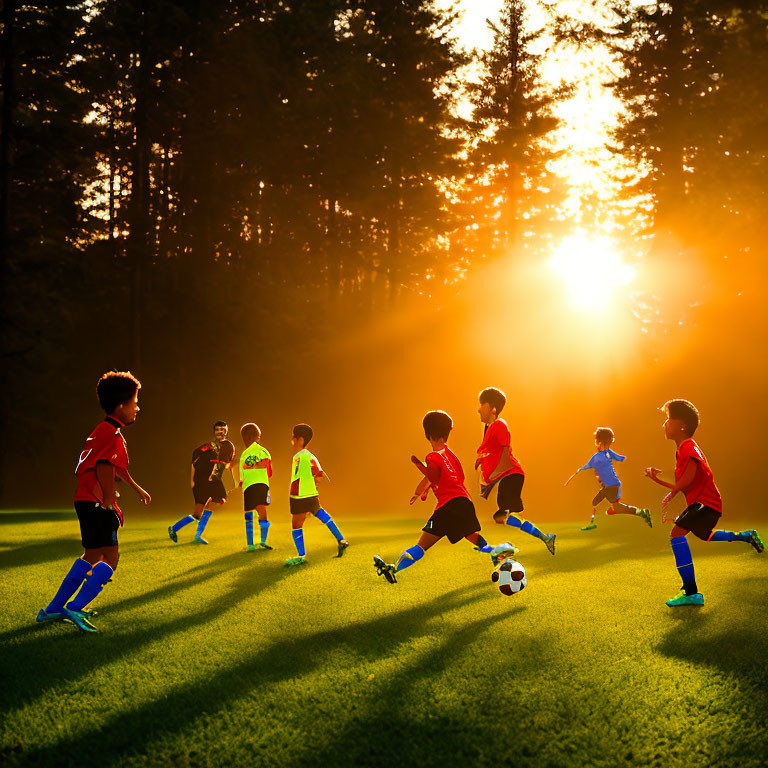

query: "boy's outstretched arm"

left=645, top=467, right=674, bottom=489
left=565, top=468, right=583, bottom=487
left=116, top=467, right=152, bottom=504
left=410, top=476, right=431, bottom=505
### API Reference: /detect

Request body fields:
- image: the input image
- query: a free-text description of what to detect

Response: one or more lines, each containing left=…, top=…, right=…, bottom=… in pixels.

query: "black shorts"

left=496, top=473, right=524, bottom=514
left=193, top=480, right=227, bottom=505
left=592, top=484, right=620, bottom=506
left=244, top=483, right=270, bottom=510
left=75, top=500, right=119, bottom=549
left=423, top=496, right=481, bottom=544
left=290, top=496, right=321, bottom=515
left=675, top=502, right=722, bottom=541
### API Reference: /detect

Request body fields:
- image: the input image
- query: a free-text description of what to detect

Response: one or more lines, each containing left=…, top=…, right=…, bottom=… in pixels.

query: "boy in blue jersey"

left=566, top=427, right=651, bottom=530
left=285, top=423, right=349, bottom=566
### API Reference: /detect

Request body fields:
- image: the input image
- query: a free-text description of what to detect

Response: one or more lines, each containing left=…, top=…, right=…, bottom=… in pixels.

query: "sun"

left=548, top=232, right=636, bottom=309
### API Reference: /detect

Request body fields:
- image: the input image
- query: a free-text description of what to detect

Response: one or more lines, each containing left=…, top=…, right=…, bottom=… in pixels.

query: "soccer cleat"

left=63, top=607, right=99, bottom=632
left=194, top=535, right=209, bottom=545
left=544, top=534, right=556, bottom=555
left=168, top=525, right=178, bottom=543
left=580, top=523, right=597, bottom=531
left=337, top=540, right=350, bottom=558
left=637, top=508, right=653, bottom=528
left=36, top=608, right=64, bottom=623
left=246, top=545, right=257, bottom=552
left=373, top=555, right=397, bottom=584
left=258, top=543, right=273, bottom=550
left=284, top=556, right=307, bottom=567
left=489, top=543, right=519, bottom=567
left=666, top=591, right=704, bottom=607
left=746, top=530, right=764, bottom=554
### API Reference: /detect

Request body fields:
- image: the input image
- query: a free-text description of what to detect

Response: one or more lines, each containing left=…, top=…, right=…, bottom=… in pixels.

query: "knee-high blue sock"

left=259, top=519, right=271, bottom=545
left=46, top=558, right=91, bottom=613
left=292, top=529, right=306, bottom=557
left=315, top=508, right=344, bottom=541
left=709, top=530, right=749, bottom=542
left=506, top=513, right=545, bottom=541
left=172, top=515, right=195, bottom=533
left=68, top=561, right=114, bottom=611
left=472, top=534, right=493, bottom=553
left=396, top=544, right=425, bottom=572
left=671, top=535, right=697, bottom=595
left=244, top=512, right=254, bottom=546
left=196, top=509, right=212, bottom=537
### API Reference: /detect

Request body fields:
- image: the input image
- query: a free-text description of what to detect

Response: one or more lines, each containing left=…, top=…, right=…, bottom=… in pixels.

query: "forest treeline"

left=1, top=0, right=767, bottom=500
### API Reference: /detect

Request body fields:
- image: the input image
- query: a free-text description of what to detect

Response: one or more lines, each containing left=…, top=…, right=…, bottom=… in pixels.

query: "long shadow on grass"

left=0, top=551, right=300, bottom=716
left=0, top=510, right=73, bottom=525
left=9, top=585, right=500, bottom=767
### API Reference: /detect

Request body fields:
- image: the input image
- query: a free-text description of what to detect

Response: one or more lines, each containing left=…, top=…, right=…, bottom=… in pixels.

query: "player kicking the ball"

left=36, top=371, right=151, bottom=633
left=646, top=399, right=764, bottom=607
left=373, top=410, right=507, bottom=584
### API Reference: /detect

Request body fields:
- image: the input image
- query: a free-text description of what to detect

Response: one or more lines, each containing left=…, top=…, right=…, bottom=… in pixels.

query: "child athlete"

left=239, top=422, right=273, bottom=551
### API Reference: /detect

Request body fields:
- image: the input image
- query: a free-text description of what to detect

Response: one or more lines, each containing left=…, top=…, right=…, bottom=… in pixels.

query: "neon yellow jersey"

left=290, top=449, right=323, bottom=499
left=240, top=442, right=272, bottom=491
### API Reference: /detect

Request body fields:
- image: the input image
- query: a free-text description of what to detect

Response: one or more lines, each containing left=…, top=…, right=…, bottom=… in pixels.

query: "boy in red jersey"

left=373, top=410, right=494, bottom=584
left=477, top=387, right=556, bottom=555
left=646, top=398, right=763, bottom=607
left=36, top=371, right=151, bottom=632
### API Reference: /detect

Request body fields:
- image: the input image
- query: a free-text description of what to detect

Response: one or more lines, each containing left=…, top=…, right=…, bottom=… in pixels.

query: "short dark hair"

left=594, top=427, right=614, bottom=444
left=423, top=410, right=453, bottom=441
left=213, top=421, right=228, bottom=430
left=241, top=422, right=261, bottom=445
left=479, top=387, right=506, bottom=414
left=664, top=399, right=699, bottom=435
left=96, top=371, right=141, bottom=414
left=293, top=423, right=313, bottom=445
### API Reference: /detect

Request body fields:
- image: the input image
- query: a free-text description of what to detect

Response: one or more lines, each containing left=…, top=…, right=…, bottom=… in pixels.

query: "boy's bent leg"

left=466, top=531, right=493, bottom=553
left=505, top=513, right=556, bottom=555
left=43, top=557, right=92, bottom=616
left=395, top=533, right=440, bottom=573
left=708, top=529, right=764, bottom=552
left=314, top=508, right=349, bottom=556
left=195, top=505, right=216, bottom=544
left=169, top=512, right=197, bottom=542
left=668, top=528, right=702, bottom=605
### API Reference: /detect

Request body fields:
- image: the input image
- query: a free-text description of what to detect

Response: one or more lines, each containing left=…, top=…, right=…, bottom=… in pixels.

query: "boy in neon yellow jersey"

left=285, top=423, right=349, bottom=566
left=239, top=422, right=273, bottom=551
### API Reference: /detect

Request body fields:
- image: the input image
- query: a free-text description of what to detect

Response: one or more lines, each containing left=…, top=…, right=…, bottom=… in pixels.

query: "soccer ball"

left=491, top=560, right=527, bottom=595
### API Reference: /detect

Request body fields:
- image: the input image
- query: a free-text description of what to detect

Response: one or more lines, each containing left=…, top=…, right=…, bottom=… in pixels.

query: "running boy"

left=566, top=427, right=651, bottom=530
left=37, top=371, right=151, bottom=633
left=373, top=410, right=499, bottom=584
left=646, top=398, right=764, bottom=607
left=239, top=422, right=273, bottom=551
left=168, top=421, right=236, bottom=545
left=476, top=387, right=556, bottom=555
left=285, top=423, right=348, bottom=566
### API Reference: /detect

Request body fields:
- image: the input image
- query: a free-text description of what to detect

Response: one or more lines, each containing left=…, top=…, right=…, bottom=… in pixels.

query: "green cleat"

left=258, top=543, right=273, bottom=550
left=284, top=556, right=307, bottom=567
left=489, top=543, right=519, bottom=567
left=246, top=544, right=257, bottom=552
left=746, top=530, right=764, bottom=553
left=36, top=608, right=64, bottom=623
left=544, top=534, right=556, bottom=555
left=580, top=523, right=597, bottom=531
left=63, top=607, right=99, bottom=632
left=337, top=540, right=349, bottom=558
left=168, top=525, right=178, bottom=543
left=666, top=591, right=704, bottom=607
left=373, top=555, right=397, bottom=584
left=637, top=508, right=653, bottom=528
left=194, top=535, right=209, bottom=545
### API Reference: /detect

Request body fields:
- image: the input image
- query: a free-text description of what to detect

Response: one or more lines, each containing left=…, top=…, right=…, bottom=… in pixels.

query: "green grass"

left=1, top=508, right=767, bottom=768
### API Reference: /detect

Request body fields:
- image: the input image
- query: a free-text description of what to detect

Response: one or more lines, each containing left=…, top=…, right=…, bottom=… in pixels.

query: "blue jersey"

left=580, top=449, right=625, bottom=487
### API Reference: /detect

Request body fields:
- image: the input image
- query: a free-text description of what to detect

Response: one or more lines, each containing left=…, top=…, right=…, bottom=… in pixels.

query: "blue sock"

left=196, top=509, right=212, bottom=538
left=506, top=513, right=545, bottom=541
left=671, top=535, right=697, bottom=595
left=315, top=508, right=344, bottom=541
left=292, top=529, right=306, bottom=557
left=172, top=514, right=195, bottom=533
left=67, top=561, right=114, bottom=611
left=259, top=519, right=271, bottom=545
left=709, top=530, right=749, bottom=542
left=46, top=558, right=91, bottom=613
left=396, top=544, right=425, bottom=572
left=244, top=512, right=254, bottom=546
left=472, top=534, right=493, bottom=553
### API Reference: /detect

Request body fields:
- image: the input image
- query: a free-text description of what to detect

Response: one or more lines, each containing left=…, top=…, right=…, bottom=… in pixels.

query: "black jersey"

left=192, top=440, right=235, bottom=484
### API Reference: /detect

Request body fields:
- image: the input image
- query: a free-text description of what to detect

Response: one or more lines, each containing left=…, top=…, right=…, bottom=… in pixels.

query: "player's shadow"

left=0, top=510, right=74, bottom=525
left=13, top=585, right=507, bottom=766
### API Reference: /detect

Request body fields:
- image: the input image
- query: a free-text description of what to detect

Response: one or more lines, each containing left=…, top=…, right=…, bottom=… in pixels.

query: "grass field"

left=1, top=507, right=767, bottom=768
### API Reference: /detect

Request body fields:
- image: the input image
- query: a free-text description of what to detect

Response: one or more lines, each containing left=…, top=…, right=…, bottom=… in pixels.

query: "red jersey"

left=425, top=446, right=471, bottom=509
left=477, top=418, right=524, bottom=484
left=74, top=417, right=129, bottom=522
left=675, top=438, right=722, bottom=513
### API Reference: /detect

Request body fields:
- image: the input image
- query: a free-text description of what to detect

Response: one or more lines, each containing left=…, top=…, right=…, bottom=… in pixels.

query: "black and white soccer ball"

left=491, top=560, right=527, bottom=595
